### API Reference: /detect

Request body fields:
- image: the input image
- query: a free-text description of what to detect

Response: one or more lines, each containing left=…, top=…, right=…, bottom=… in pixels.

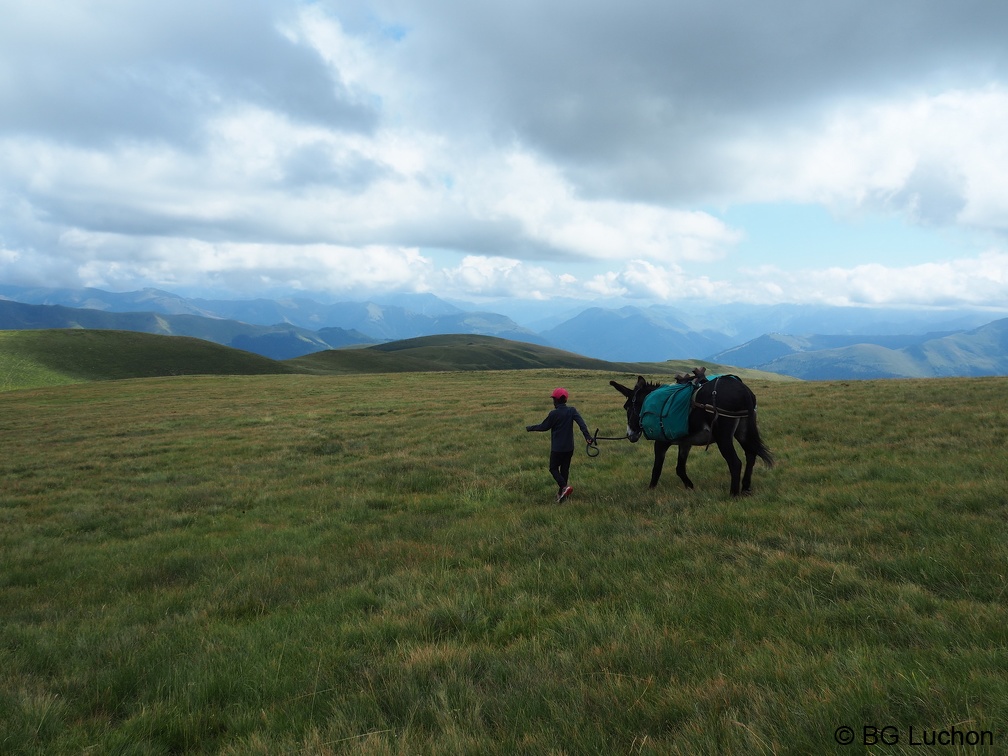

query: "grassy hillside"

left=763, top=342, right=934, bottom=380
left=0, top=329, right=295, bottom=390
left=724, top=319, right=1008, bottom=379
left=290, top=334, right=791, bottom=381
left=0, top=329, right=792, bottom=393
left=2, top=372, right=1005, bottom=753
left=291, top=334, right=655, bottom=374
left=913, top=318, right=1008, bottom=376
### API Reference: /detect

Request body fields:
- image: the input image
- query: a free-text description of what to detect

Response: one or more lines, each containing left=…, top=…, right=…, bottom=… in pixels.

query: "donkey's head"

left=609, top=375, right=655, bottom=443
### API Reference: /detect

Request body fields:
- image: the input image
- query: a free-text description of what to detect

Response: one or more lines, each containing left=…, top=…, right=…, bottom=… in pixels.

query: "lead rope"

left=586, top=428, right=630, bottom=457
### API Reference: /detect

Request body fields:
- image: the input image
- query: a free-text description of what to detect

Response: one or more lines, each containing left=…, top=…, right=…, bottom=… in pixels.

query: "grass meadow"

left=1, top=370, right=1007, bottom=754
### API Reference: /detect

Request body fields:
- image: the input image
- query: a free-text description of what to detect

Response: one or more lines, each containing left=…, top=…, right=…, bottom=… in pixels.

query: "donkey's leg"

left=650, top=441, right=671, bottom=488
left=740, top=449, right=757, bottom=494
left=674, top=444, right=694, bottom=490
left=736, top=421, right=757, bottom=494
left=715, top=423, right=743, bottom=496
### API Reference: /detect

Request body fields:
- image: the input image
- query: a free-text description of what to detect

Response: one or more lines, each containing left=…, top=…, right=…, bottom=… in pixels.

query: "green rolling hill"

left=0, top=330, right=297, bottom=391
left=1, top=329, right=792, bottom=392
left=287, top=334, right=791, bottom=381
left=290, top=334, right=673, bottom=374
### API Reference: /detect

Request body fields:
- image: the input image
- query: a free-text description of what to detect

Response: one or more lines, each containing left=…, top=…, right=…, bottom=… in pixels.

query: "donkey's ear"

left=610, top=380, right=632, bottom=397
left=635, top=375, right=647, bottom=389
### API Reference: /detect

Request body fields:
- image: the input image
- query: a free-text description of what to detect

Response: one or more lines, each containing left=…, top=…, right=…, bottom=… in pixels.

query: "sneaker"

left=558, top=485, right=573, bottom=502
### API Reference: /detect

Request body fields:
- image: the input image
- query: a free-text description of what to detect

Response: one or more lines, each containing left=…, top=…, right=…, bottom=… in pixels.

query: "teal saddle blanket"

left=639, top=376, right=727, bottom=442
left=640, top=383, right=695, bottom=442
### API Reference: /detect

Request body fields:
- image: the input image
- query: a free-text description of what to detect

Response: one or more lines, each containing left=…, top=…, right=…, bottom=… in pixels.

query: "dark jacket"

left=527, top=404, right=592, bottom=452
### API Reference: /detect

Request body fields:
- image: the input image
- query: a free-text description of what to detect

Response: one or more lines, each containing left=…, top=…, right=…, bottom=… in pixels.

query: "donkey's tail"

left=747, top=392, right=775, bottom=468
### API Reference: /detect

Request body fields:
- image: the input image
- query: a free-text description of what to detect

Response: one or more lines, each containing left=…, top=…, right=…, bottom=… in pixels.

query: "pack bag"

left=639, top=382, right=695, bottom=442
left=640, top=374, right=735, bottom=442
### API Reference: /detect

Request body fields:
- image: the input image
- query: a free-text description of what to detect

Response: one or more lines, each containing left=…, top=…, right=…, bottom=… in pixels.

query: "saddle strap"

left=691, top=376, right=750, bottom=419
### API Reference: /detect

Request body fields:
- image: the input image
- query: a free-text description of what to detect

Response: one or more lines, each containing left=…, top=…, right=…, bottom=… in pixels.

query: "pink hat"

left=551, top=387, right=569, bottom=400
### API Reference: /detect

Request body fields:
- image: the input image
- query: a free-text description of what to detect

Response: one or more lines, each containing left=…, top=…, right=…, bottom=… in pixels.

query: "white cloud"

left=439, top=255, right=557, bottom=299
left=2, top=0, right=1008, bottom=313
left=587, top=260, right=719, bottom=301
left=723, top=87, right=1008, bottom=231
left=458, top=150, right=741, bottom=263
left=733, top=250, right=1008, bottom=309
left=1, top=224, right=434, bottom=295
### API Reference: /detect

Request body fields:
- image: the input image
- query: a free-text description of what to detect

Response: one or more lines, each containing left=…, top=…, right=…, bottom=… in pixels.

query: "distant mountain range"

left=712, top=324, right=1008, bottom=378
left=1, top=284, right=1005, bottom=379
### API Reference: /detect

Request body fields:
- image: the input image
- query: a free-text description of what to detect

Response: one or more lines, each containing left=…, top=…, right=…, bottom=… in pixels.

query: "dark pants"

left=549, top=450, right=574, bottom=490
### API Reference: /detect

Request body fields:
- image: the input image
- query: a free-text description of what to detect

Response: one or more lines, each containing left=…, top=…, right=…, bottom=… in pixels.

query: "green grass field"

left=2, top=362, right=1007, bottom=752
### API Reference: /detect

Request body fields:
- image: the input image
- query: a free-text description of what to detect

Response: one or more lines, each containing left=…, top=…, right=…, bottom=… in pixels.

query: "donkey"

left=610, top=375, right=774, bottom=496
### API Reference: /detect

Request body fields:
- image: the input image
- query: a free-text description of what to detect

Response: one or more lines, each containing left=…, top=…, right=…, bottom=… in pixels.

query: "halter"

left=625, top=384, right=649, bottom=438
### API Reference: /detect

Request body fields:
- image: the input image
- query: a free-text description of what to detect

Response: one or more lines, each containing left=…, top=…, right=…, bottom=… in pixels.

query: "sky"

left=2, top=0, right=1008, bottom=314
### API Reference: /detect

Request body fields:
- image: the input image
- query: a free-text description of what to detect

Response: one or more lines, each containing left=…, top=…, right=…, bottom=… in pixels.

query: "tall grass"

left=1, top=372, right=1006, bottom=753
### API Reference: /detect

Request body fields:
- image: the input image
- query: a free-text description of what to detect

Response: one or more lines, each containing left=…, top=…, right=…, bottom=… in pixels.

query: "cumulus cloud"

left=729, top=250, right=1008, bottom=308
left=1, top=233, right=434, bottom=296
left=0, top=0, right=375, bottom=146
left=439, top=255, right=557, bottom=299
left=362, top=1, right=1008, bottom=198
left=721, top=87, right=1008, bottom=232
left=2, top=0, right=1008, bottom=310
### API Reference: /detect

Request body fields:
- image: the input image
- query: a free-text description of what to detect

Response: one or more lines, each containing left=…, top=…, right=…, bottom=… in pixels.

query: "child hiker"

left=526, top=387, right=595, bottom=502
